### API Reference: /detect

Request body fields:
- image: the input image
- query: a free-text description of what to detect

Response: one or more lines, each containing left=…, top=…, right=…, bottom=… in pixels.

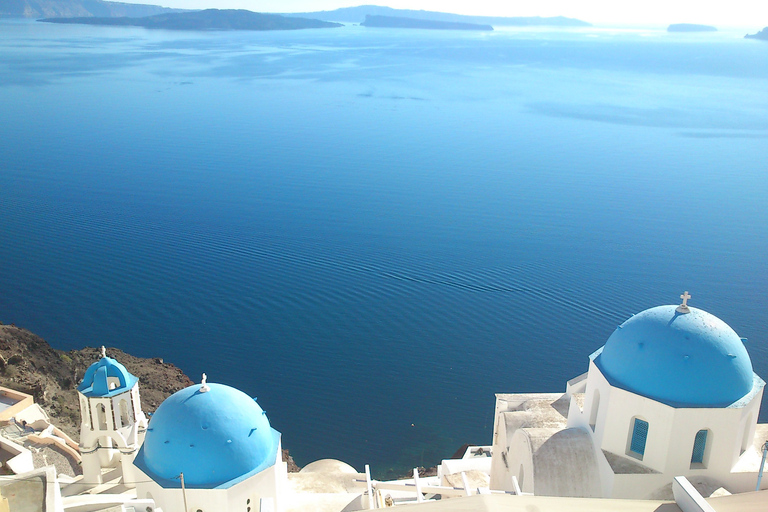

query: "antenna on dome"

left=757, top=440, right=768, bottom=491
left=677, top=291, right=692, bottom=314
left=200, top=373, right=210, bottom=393
left=100, top=346, right=106, bottom=358
left=177, top=473, right=189, bottom=512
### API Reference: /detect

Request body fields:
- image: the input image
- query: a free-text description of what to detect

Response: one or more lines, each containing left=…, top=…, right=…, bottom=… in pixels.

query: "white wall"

left=0, top=436, right=34, bottom=474
left=490, top=396, right=538, bottom=493
left=136, top=461, right=287, bottom=512
left=78, top=385, right=147, bottom=488
left=572, top=362, right=767, bottom=498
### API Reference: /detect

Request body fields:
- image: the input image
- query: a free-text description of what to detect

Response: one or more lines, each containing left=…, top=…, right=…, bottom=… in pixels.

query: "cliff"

left=40, top=9, right=343, bottom=30
left=0, top=322, right=301, bottom=471
left=361, top=14, right=492, bottom=31
left=0, top=323, right=193, bottom=441
left=0, top=0, right=178, bottom=18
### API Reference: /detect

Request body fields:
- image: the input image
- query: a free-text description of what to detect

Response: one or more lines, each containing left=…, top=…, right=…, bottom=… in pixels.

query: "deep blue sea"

left=1, top=19, right=767, bottom=477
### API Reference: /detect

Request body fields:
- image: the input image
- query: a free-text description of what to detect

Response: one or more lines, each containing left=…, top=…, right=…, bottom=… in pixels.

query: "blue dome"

left=134, top=383, right=278, bottom=489
left=78, top=356, right=138, bottom=397
left=595, top=305, right=754, bottom=407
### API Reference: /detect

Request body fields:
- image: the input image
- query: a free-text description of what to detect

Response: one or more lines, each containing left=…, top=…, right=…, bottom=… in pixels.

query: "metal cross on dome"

left=100, top=346, right=106, bottom=358
left=677, top=291, right=692, bottom=313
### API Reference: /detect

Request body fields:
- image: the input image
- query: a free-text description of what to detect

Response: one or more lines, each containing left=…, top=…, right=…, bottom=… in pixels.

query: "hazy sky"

left=133, top=0, right=766, bottom=27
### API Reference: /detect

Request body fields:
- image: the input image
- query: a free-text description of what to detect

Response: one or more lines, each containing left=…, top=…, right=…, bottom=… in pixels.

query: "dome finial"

left=200, top=373, right=210, bottom=393
left=677, top=291, right=692, bottom=314
left=100, top=345, right=106, bottom=358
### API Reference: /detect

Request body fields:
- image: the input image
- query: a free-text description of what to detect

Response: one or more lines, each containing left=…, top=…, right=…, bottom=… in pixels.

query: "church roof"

left=594, top=305, right=759, bottom=408
left=77, top=355, right=138, bottom=398
left=133, top=382, right=279, bottom=489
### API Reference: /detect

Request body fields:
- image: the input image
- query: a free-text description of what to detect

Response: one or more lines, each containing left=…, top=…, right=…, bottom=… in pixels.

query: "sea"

left=1, top=19, right=767, bottom=477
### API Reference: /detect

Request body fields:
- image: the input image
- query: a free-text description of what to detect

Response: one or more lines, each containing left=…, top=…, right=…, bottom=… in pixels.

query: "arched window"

left=97, top=403, right=108, bottom=430
left=589, top=389, right=600, bottom=432
left=81, top=398, right=91, bottom=429
left=119, top=400, right=130, bottom=427
left=690, top=429, right=709, bottom=468
left=628, top=417, right=649, bottom=460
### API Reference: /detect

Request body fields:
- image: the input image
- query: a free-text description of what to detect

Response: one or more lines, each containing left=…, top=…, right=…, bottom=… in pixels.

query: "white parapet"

left=672, top=476, right=716, bottom=512
left=0, top=436, right=34, bottom=475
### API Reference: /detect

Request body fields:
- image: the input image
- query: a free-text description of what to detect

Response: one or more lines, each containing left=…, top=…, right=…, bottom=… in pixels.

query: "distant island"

left=284, top=5, right=590, bottom=27
left=667, top=23, right=717, bottom=32
left=361, top=14, right=492, bottom=31
left=0, top=0, right=178, bottom=18
left=745, top=27, right=768, bottom=41
left=40, top=9, right=343, bottom=31
left=4, top=1, right=590, bottom=29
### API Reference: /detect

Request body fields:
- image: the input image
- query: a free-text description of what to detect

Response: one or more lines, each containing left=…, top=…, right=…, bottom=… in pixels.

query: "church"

left=76, top=354, right=286, bottom=512
left=50, top=292, right=766, bottom=511
left=489, top=292, right=768, bottom=499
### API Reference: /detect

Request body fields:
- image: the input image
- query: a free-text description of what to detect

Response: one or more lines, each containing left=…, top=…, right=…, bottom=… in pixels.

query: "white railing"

left=357, top=465, right=522, bottom=508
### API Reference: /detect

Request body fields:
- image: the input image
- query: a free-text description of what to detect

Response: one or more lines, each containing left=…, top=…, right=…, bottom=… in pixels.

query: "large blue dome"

left=595, top=305, right=754, bottom=408
left=134, top=383, right=279, bottom=488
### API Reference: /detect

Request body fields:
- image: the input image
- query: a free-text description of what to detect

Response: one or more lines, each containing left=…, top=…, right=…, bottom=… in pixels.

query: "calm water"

left=1, top=20, right=767, bottom=476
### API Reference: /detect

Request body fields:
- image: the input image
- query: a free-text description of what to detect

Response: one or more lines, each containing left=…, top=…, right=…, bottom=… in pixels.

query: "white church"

left=490, top=292, right=768, bottom=499
left=75, top=350, right=287, bottom=512
left=3, top=292, right=766, bottom=512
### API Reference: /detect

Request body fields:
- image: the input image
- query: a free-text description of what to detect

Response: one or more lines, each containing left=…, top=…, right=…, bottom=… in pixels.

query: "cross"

left=200, top=373, right=210, bottom=393
left=201, top=373, right=207, bottom=386
left=680, top=291, right=691, bottom=308
left=100, top=346, right=106, bottom=358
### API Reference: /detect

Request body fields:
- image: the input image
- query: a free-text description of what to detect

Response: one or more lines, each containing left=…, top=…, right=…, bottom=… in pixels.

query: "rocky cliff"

left=0, top=323, right=193, bottom=441
left=0, top=322, right=301, bottom=471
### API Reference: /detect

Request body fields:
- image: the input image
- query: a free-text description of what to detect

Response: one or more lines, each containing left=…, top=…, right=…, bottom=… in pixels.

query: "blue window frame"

left=691, top=429, right=708, bottom=465
left=630, top=418, right=649, bottom=457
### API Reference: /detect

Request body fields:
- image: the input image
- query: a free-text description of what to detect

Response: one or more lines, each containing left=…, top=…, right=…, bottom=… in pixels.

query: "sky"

left=127, top=0, right=767, bottom=28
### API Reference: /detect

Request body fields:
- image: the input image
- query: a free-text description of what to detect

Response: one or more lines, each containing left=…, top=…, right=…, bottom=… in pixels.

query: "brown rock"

left=0, top=324, right=193, bottom=441
left=282, top=449, right=301, bottom=473
left=0, top=324, right=302, bottom=462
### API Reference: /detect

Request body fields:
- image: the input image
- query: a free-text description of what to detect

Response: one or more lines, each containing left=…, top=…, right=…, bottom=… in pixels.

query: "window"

left=82, top=398, right=92, bottom=430
left=119, top=399, right=130, bottom=427
left=628, top=418, right=649, bottom=459
left=97, top=403, right=108, bottom=430
left=691, top=429, right=708, bottom=467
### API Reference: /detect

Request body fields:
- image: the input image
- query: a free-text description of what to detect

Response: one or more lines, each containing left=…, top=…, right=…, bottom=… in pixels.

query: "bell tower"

left=77, top=346, right=147, bottom=488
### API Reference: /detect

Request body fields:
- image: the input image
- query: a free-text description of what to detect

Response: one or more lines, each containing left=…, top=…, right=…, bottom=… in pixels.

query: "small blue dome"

left=134, top=383, right=278, bottom=488
left=595, top=305, right=754, bottom=407
left=78, top=356, right=138, bottom=397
